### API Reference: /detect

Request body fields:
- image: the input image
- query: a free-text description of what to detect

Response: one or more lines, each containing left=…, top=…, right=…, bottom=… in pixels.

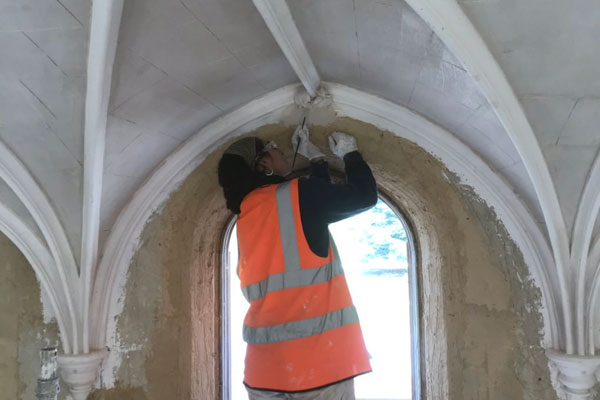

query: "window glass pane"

left=227, top=226, right=249, bottom=400
left=330, top=199, right=412, bottom=399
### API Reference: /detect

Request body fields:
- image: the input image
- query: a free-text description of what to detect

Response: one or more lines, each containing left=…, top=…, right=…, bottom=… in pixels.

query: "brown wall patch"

left=94, top=118, right=556, bottom=399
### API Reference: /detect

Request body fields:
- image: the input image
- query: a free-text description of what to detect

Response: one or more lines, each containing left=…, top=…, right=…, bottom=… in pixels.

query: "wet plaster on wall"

left=96, top=117, right=556, bottom=399
left=0, top=232, right=62, bottom=400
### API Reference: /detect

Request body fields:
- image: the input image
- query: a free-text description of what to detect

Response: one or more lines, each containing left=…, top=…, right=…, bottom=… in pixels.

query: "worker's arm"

left=297, top=132, right=377, bottom=256
left=299, top=150, right=377, bottom=224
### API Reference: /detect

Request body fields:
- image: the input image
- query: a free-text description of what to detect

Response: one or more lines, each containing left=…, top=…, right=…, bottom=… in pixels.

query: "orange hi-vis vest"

left=237, top=178, right=371, bottom=392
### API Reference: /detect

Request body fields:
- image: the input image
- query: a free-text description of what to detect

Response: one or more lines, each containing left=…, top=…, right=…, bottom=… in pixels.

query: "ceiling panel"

left=458, top=0, right=600, bottom=232
left=459, top=0, right=600, bottom=98
left=287, top=0, right=360, bottom=83
left=24, top=26, right=88, bottom=77
left=0, top=19, right=85, bottom=264
left=18, top=75, right=85, bottom=164
left=0, top=123, right=82, bottom=263
left=0, top=179, right=43, bottom=243
left=543, top=144, right=599, bottom=236
left=288, top=0, right=540, bottom=218
left=557, top=99, right=600, bottom=147
left=109, top=47, right=168, bottom=112
left=116, top=0, right=295, bottom=115
left=0, top=31, right=65, bottom=80
left=519, top=95, right=578, bottom=147
left=101, top=0, right=298, bottom=243
left=99, top=173, right=143, bottom=249
left=105, top=127, right=182, bottom=180
left=0, top=0, right=89, bottom=264
left=0, top=0, right=83, bottom=31
left=111, top=76, right=221, bottom=141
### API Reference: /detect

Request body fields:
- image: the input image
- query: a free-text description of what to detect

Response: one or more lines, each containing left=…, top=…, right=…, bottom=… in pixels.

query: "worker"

left=217, top=126, right=377, bottom=399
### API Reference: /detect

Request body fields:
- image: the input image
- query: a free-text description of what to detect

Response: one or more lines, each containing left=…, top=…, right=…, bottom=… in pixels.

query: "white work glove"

left=291, top=125, right=325, bottom=160
left=328, top=132, right=358, bottom=159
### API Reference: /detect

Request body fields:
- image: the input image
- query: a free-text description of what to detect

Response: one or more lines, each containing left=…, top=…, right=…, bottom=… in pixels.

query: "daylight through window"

left=221, top=197, right=419, bottom=400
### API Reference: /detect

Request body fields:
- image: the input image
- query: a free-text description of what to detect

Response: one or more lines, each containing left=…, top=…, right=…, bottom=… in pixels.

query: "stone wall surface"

left=91, top=118, right=556, bottom=399
left=0, top=232, right=63, bottom=399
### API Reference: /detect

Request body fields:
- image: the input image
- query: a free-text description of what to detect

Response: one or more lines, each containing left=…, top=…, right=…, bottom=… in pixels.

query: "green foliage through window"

left=330, top=199, right=408, bottom=277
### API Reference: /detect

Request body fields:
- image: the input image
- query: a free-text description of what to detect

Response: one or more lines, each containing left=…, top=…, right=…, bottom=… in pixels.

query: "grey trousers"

left=246, top=379, right=355, bottom=400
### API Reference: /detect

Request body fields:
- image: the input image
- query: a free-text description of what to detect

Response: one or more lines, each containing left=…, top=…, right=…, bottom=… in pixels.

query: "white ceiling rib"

left=253, top=0, right=320, bottom=96
left=405, top=0, right=572, bottom=352
left=80, top=0, right=125, bottom=354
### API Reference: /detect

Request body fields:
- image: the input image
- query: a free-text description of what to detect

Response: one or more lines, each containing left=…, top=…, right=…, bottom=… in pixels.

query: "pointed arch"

left=0, top=202, right=74, bottom=354
left=91, top=83, right=559, bottom=354
left=0, top=141, right=79, bottom=353
left=586, top=233, right=600, bottom=354
left=572, top=151, right=600, bottom=353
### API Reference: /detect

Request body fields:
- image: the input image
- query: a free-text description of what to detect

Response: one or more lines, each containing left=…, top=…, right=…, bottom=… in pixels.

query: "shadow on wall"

left=92, top=118, right=557, bottom=400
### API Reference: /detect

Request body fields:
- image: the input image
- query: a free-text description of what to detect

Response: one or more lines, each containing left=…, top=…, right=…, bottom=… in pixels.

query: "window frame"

left=220, top=194, right=421, bottom=400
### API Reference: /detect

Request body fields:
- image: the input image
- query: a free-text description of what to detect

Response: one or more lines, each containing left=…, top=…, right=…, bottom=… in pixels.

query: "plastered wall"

left=92, top=118, right=556, bottom=399
left=0, top=233, right=62, bottom=399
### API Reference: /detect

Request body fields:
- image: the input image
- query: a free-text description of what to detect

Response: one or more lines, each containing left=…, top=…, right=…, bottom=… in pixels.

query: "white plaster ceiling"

left=1, top=0, right=598, bottom=274
left=286, top=0, right=541, bottom=222
left=458, top=0, right=600, bottom=235
left=100, top=0, right=297, bottom=245
left=0, top=0, right=90, bottom=263
left=2, top=0, right=600, bottom=380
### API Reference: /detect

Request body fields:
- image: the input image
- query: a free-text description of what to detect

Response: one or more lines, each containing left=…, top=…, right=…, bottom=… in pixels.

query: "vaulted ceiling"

left=2, top=0, right=600, bottom=371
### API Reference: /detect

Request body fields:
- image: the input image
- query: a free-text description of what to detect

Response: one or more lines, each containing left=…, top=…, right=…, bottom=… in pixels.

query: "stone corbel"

left=58, top=348, right=108, bottom=400
left=547, top=349, right=600, bottom=400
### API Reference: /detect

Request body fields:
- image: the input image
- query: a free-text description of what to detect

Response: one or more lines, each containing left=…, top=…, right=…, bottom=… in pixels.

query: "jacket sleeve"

left=299, top=151, right=378, bottom=224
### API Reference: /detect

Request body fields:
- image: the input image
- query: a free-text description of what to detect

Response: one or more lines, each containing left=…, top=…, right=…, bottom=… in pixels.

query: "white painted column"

left=547, top=350, right=600, bottom=399
left=58, top=349, right=107, bottom=400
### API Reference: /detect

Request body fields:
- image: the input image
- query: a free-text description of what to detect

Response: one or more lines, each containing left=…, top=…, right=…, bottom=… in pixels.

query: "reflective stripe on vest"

left=242, top=181, right=350, bottom=343
left=241, top=261, right=344, bottom=302
left=275, top=181, right=301, bottom=272
left=244, top=305, right=359, bottom=344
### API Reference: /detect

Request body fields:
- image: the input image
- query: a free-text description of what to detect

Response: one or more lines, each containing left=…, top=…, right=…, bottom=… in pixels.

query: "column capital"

left=58, top=348, right=107, bottom=400
left=546, top=349, right=600, bottom=400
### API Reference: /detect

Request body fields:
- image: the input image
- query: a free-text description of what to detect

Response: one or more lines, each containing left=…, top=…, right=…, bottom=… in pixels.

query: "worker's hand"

left=328, top=132, right=358, bottom=159
left=292, top=125, right=325, bottom=160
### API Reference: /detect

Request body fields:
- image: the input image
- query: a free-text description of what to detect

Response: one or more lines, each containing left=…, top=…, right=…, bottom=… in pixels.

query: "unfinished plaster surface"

left=94, top=118, right=555, bottom=399
left=0, top=232, right=62, bottom=399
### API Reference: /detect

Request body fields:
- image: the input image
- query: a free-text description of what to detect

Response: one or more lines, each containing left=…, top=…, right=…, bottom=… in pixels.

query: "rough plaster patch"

left=451, top=174, right=556, bottom=399
left=99, top=213, right=164, bottom=392
left=0, top=233, right=62, bottom=399
left=95, top=117, right=556, bottom=399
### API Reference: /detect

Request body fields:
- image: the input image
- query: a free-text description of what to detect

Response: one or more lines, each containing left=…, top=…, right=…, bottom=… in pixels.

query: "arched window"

left=221, top=196, right=420, bottom=400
